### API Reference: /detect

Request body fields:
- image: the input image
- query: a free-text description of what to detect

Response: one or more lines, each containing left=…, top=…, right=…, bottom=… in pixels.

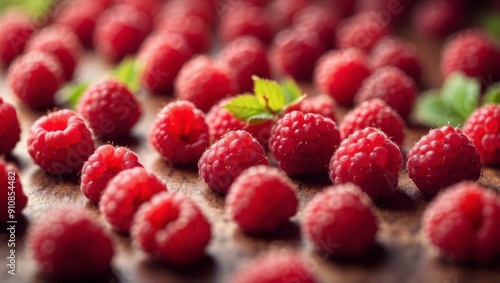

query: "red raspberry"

left=270, top=27, right=326, bottom=81
left=303, top=183, right=378, bottom=258
left=355, top=0, right=413, bottom=25
left=80, top=144, right=143, bottom=204
left=336, top=12, right=390, bottom=53
left=99, top=167, right=167, bottom=233
left=116, top=0, right=164, bottom=25
left=355, top=66, right=417, bottom=121
left=138, top=33, right=193, bottom=94
left=268, top=0, right=312, bottom=30
left=8, top=51, right=63, bottom=109
left=0, top=160, right=27, bottom=223
left=232, top=251, right=316, bottom=283
left=93, top=5, right=151, bottom=62
left=326, top=0, right=356, bottom=17
left=226, top=165, right=298, bottom=234
left=27, top=207, right=114, bottom=281
left=407, top=126, right=482, bottom=197
left=340, top=99, right=405, bottom=146
left=0, top=98, right=21, bottom=155
left=149, top=101, right=210, bottom=166
left=156, top=14, right=212, bottom=54
left=463, top=104, right=500, bottom=166
left=293, top=4, right=341, bottom=50
left=411, top=0, right=463, bottom=38
left=270, top=111, right=341, bottom=176
left=329, top=127, right=402, bottom=200
left=160, top=0, right=216, bottom=26
left=441, top=29, right=500, bottom=88
left=131, top=192, right=211, bottom=265
left=206, top=98, right=271, bottom=148
left=218, top=36, right=271, bottom=93
left=314, top=48, right=371, bottom=107
left=77, top=78, right=141, bottom=140
left=370, top=37, right=423, bottom=85
left=0, top=11, right=36, bottom=67
left=175, top=55, right=237, bottom=112
left=198, top=130, right=269, bottom=194
left=27, top=109, right=95, bottom=176
left=285, top=94, right=337, bottom=122
left=423, top=182, right=500, bottom=264
left=219, top=4, right=274, bottom=45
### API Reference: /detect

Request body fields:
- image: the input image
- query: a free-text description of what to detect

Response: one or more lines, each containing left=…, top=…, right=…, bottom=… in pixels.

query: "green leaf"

left=223, top=94, right=271, bottom=122
left=0, top=0, right=55, bottom=19
left=109, top=57, right=143, bottom=93
left=414, top=91, right=464, bottom=127
left=64, top=82, right=89, bottom=109
left=281, top=77, right=303, bottom=105
left=481, top=11, right=500, bottom=39
left=483, top=83, right=500, bottom=104
left=247, top=113, right=275, bottom=125
left=253, top=76, right=286, bottom=112
left=441, top=72, right=480, bottom=120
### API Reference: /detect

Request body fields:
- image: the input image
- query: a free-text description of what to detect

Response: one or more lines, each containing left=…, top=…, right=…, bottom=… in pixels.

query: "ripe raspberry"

left=370, top=37, right=423, bottom=85
left=303, top=183, right=378, bottom=258
left=407, top=126, right=482, bottom=197
left=226, top=165, right=298, bottom=234
left=0, top=98, right=21, bottom=155
left=206, top=98, right=271, bottom=148
left=116, top=0, right=164, bottom=26
left=99, top=167, right=167, bottom=233
left=270, top=27, right=325, bottom=81
left=149, top=101, right=210, bottom=166
left=314, top=48, right=371, bottom=107
left=285, top=94, right=337, bottom=122
left=218, top=36, right=271, bottom=93
left=463, top=104, right=500, bottom=166
left=355, top=0, right=412, bottom=25
left=411, top=0, right=463, bottom=38
left=336, top=12, right=390, bottom=52
left=0, top=160, right=27, bottom=223
left=93, top=5, right=151, bottom=62
left=441, top=29, right=500, bottom=87
left=198, top=130, right=269, bottom=194
left=8, top=51, right=63, bottom=109
left=160, top=0, right=216, bottom=26
left=232, top=251, right=316, bottom=283
left=268, top=0, right=312, bottom=30
left=340, top=99, right=405, bottom=146
left=80, top=144, right=143, bottom=204
left=27, top=207, right=114, bottom=281
left=355, top=67, right=417, bottom=121
left=293, top=4, right=341, bottom=50
left=423, top=182, right=500, bottom=264
left=27, top=109, right=95, bottom=176
left=175, top=55, right=237, bottom=112
left=131, top=192, right=211, bottom=265
left=219, top=4, right=274, bottom=45
left=0, top=11, right=36, bottom=67
left=138, top=33, right=193, bottom=94
left=270, top=111, right=341, bottom=176
left=329, top=127, right=402, bottom=200
left=156, top=14, right=212, bottom=54
left=77, top=78, right=141, bottom=140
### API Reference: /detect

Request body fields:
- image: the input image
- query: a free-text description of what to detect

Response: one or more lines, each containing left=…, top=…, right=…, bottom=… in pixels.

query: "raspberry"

left=293, top=4, right=341, bottom=50
left=219, top=4, right=274, bottom=45
left=0, top=11, right=36, bottom=67
left=441, top=29, right=500, bottom=87
left=411, top=0, right=463, bottom=38
left=138, top=33, right=193, bottom=94
left=226, top=165, right=298, bottom=234
left=27, top=207, right=114, bottom=281
left=206, top=98, right=271, bottom=148
left=149, top=101, right=210, bottom=166
left=8, top=51, right=63, bottom=109
left=0, top=160, right=27, bottom=223
left=270, top=111, right=341, bottom=176
left=156, top=14, right=212, bottom=54
left=285, top=94, right=337, bottom=122
left=407, top=126, right=482, bottom=197
left=463, top=104, right=500, bottom=166
left=99, top=167, right=167, bottom=233
left=340, top=99, right=405, bottom=146
left=175, top=55, right=237, bottom=112
left=303, top=183, right=378, bottom=258
left=329, top=127, right=402, bottom=200
left=268, top=0, right=312, bottom=30
left=355, top=66, right=417, bottom=120
left=93, top=5, right=151, bottom=62
left=336, top=12, right=390, bottom=52
left=0, top=98, right=21, bottom=155
left=370, top=37, right=423, bottom=85
left=131, top=192, right=211, bottom=265
left=218, top=36, right=271, bottom=93
left=27, top=109, right=95, bottom=176
left=198, top=130, right=269, bottom=194
left=422, top=182, right=500, bottom=264
left=77, top=78, right=141, bottom=140
left=116, top=0, right=164, bottom=26
left=270, top=27, right=326, bottom=81
left=160, top=0, right=216, bottom=26
left=80, top=144, right=143, bottom=204
left=314, top=48, right=371, bottom=107
left=232, top=251, right=316, bottom=283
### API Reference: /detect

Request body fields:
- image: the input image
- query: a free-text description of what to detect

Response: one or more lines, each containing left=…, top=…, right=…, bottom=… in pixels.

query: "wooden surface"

left=1, top=31, right=500, bottom=283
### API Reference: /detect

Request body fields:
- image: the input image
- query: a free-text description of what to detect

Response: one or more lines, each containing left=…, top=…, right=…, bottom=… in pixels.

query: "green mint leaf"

left=223, top=94, right=271, bottom=122
left=281, top=77, right=303, bottom=105
left=253, top=76, right=286, bottom=113
left=414, top=91, right=464, bottom=127
left=64, top=82, right=89, bottom=109
left=483, top=83, right=500, bottom=104
left=481, top=11, right=500, bottom=39
left=247, top=113, right=275, bottom=126
left=21, top=0, right=54, bottom=19
left=441, top=72, right=480, bottom=120
left=109, top=57, right=143, bottom=93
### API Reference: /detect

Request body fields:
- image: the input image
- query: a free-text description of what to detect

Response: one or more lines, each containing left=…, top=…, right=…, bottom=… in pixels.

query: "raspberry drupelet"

left=463, top=104, right=500, bottom=166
